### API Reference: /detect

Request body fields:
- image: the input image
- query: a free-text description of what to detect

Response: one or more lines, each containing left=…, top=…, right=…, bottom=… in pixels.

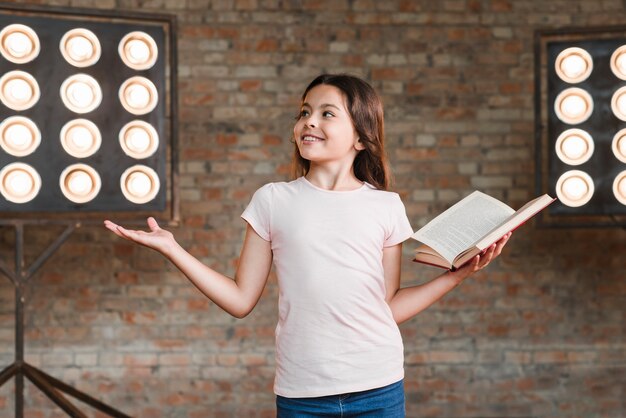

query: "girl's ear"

left=354, top=137, right=365, bottom=151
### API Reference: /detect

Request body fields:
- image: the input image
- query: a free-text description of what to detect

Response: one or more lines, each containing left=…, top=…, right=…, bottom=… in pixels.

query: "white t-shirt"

left=241, top=176, right=414, bottom=398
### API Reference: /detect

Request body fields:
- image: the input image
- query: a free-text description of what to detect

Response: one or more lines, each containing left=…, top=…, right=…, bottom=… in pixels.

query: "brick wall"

left=0, top=0, right=624, bottom=417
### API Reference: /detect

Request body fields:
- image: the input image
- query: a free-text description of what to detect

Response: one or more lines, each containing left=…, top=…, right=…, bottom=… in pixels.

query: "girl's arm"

left=385, top=232, right=511, bottom=324
left=104, top=217, right=273, bottom=319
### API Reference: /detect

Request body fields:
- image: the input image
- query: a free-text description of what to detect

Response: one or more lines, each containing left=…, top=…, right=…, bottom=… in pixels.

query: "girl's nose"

left=305, top=118, right=316, bottom=128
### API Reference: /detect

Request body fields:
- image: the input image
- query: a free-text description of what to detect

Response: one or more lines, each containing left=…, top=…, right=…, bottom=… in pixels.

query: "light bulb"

left=7, top=170, right=31, bottom=197
left=611, top=46, right=626, bottom=80
left=128, top=172, right=151, bottom=197
left=128, top=39, right=150, bottom=62
left=0, top=163, right=41, bottom=203
left=68, top=126, right=93, bottom=150
left=60, top=119, right=101, bottom=158
left=119, top=32, right=158, bottom=70
left=60, top=164, right=101, bottom=203
left=5, top=124, right=30, bottom=149
left=128, top=85, right=150, bottom=108
left=6, top=32, right=31, bottom=57
left=0, top=24, right=40, bottom=64
left=555, top=88, right=593, bottom=124
left=128, top=128, right=150, bottom=152
left=561, top=94, right=586, bottom=118
left=67, top=170, right=92, bottom=196
left=555, top=47, right=593, bottom=83
left=119, top=120, right=159, bottom=159
left=119, top=77, right=158, bottom=115
left=561, top=55, right=586, bottom=79
left=0, top=71, right=40, bottom=111
left=120, top=165, right=160, bottom=204
left=60, top=28, right=101, bottom=67
left=555, top=129, right=593, bottom=166
left=0, top=116, right=40, bottom=157
left=556, top=170, right=594, bottom=207
left=68, top=81, right=94, bottom=108
left=6, top=78, right=32, bottom=102
left=60, top=74, right=102, bottom=113
left=67, top=36, right=93, bottom=60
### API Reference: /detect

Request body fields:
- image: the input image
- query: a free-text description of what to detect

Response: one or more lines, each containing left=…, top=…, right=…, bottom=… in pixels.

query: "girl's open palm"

left=104, top=217, right=175, bottom=255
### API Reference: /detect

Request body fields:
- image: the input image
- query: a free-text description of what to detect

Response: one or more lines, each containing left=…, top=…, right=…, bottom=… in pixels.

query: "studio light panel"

left=536, top=28, right=626, bottom=227
left=0, top=8, right=175, bottom=217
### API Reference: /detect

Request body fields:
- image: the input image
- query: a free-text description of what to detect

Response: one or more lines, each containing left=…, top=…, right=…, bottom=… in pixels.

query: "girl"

left=105, top=74, right=510, bottom=417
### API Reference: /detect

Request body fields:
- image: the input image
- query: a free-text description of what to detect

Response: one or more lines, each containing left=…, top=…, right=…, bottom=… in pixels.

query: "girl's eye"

left=299, top=109, right=310, bottom=118
left=323, top=111, right=334, bottom=117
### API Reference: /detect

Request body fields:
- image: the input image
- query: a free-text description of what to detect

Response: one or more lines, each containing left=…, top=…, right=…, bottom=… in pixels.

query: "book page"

left=411, top=191, right=514, bottom=263
left=475, top=194, right=556, bottom=250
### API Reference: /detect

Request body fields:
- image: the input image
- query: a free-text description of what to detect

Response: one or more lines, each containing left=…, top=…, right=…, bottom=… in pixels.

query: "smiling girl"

left=105, top=74, right=510, bottom=417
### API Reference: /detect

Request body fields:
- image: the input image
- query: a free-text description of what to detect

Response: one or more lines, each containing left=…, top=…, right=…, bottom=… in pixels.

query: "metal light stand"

left=0, top=220, right=131, bottom=418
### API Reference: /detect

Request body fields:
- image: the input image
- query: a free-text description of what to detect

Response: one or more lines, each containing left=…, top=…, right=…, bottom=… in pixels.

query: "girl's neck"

left=305, top=165, right=363, bottom=191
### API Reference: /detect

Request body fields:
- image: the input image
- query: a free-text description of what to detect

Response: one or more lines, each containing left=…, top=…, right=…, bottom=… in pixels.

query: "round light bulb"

left=562, top=135, right=587, bottom=159
left=0, top=24, right=40, bottom=64
left=611, top=87, right=626, bottom=121
left=120, top=165, right=160, bottom=204
left=128, top=127, right=150, bottom=152
left=67, top=36, right=93, bottom=60
left=68, top=126, right=93, bottom=150
left=554, top=88, right=593, bottom=124
left=556, top=170, right=594, bottom=207
left=562, top=176, right=588, bottom=200
left=0, top=163, right=41, bottom=203
left=555, top=129, right=594, bottom=166
left=69, top=82, right=94, bottom=108
left=0, top=71, right=40, bottom=111
left=60, top=28, right=101, bottom=67
left=119, top=32, right=158, bottom=70
left=60, top=74, right=102, bottom=114
left=561, top=95, right=586, bottom=119
left=67, top=170, right=92, bottom=196
left=6, top=78, right=32, bottom=102
left=59, top=164, right=101, bottom=203
left=555, top=47, right=593, bottom=83
left=0, top=116, right=40, bottom=157
left=128, top=85, right=150, bottom=108
left=7, top=170, right=31, bottom=197
left=60, top=119, right=101, bottom=158
left=6, top=32, right=31, bottom=57
left=5, top=124, right=30, bottom=148
left=128, top=172, right=151, bottom=197
left=128, top=39, right=150, bottom=62
left=561, top=55, right=586, bottom=79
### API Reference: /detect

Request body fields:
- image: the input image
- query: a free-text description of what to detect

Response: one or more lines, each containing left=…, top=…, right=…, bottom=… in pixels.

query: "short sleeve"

left=384, top=193, right=414, bottom=247
left=241, top=183, right=273, bottom=242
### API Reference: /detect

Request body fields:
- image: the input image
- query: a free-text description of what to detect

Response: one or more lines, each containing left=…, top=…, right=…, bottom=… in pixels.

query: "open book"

left=410, top=191, right=556, bottom=270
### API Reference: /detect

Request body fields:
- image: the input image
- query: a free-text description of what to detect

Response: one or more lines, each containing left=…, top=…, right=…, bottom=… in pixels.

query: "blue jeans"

left=276, top=380, right=405, bottom=417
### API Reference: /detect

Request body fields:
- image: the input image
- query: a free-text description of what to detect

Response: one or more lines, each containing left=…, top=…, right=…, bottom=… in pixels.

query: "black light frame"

left=0, top=2, right=179, bottom=225
left=535, top=26, right=626, bottom=228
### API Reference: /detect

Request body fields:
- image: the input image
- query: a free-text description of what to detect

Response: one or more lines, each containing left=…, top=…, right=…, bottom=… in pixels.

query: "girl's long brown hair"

left=291, top=74, right=392, bottom=190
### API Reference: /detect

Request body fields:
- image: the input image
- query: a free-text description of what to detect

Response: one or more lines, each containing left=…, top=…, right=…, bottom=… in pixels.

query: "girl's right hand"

left=104, top=217, right=175, bottom=255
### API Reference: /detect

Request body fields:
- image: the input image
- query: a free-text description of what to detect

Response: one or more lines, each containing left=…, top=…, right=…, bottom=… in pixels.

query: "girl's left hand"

left=448, top=232, right=512, bottom=282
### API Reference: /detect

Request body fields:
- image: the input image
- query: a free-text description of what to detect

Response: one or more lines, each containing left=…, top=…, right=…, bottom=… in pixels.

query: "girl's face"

left=293, top=84, right=364, bottom=169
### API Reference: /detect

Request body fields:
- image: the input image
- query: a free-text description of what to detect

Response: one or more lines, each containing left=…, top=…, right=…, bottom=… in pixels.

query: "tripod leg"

left=0, top=363, right=17, bottom=386
left=23, top=365, right=87, bottom=418
left=24, top=364, right=132, bottom=418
